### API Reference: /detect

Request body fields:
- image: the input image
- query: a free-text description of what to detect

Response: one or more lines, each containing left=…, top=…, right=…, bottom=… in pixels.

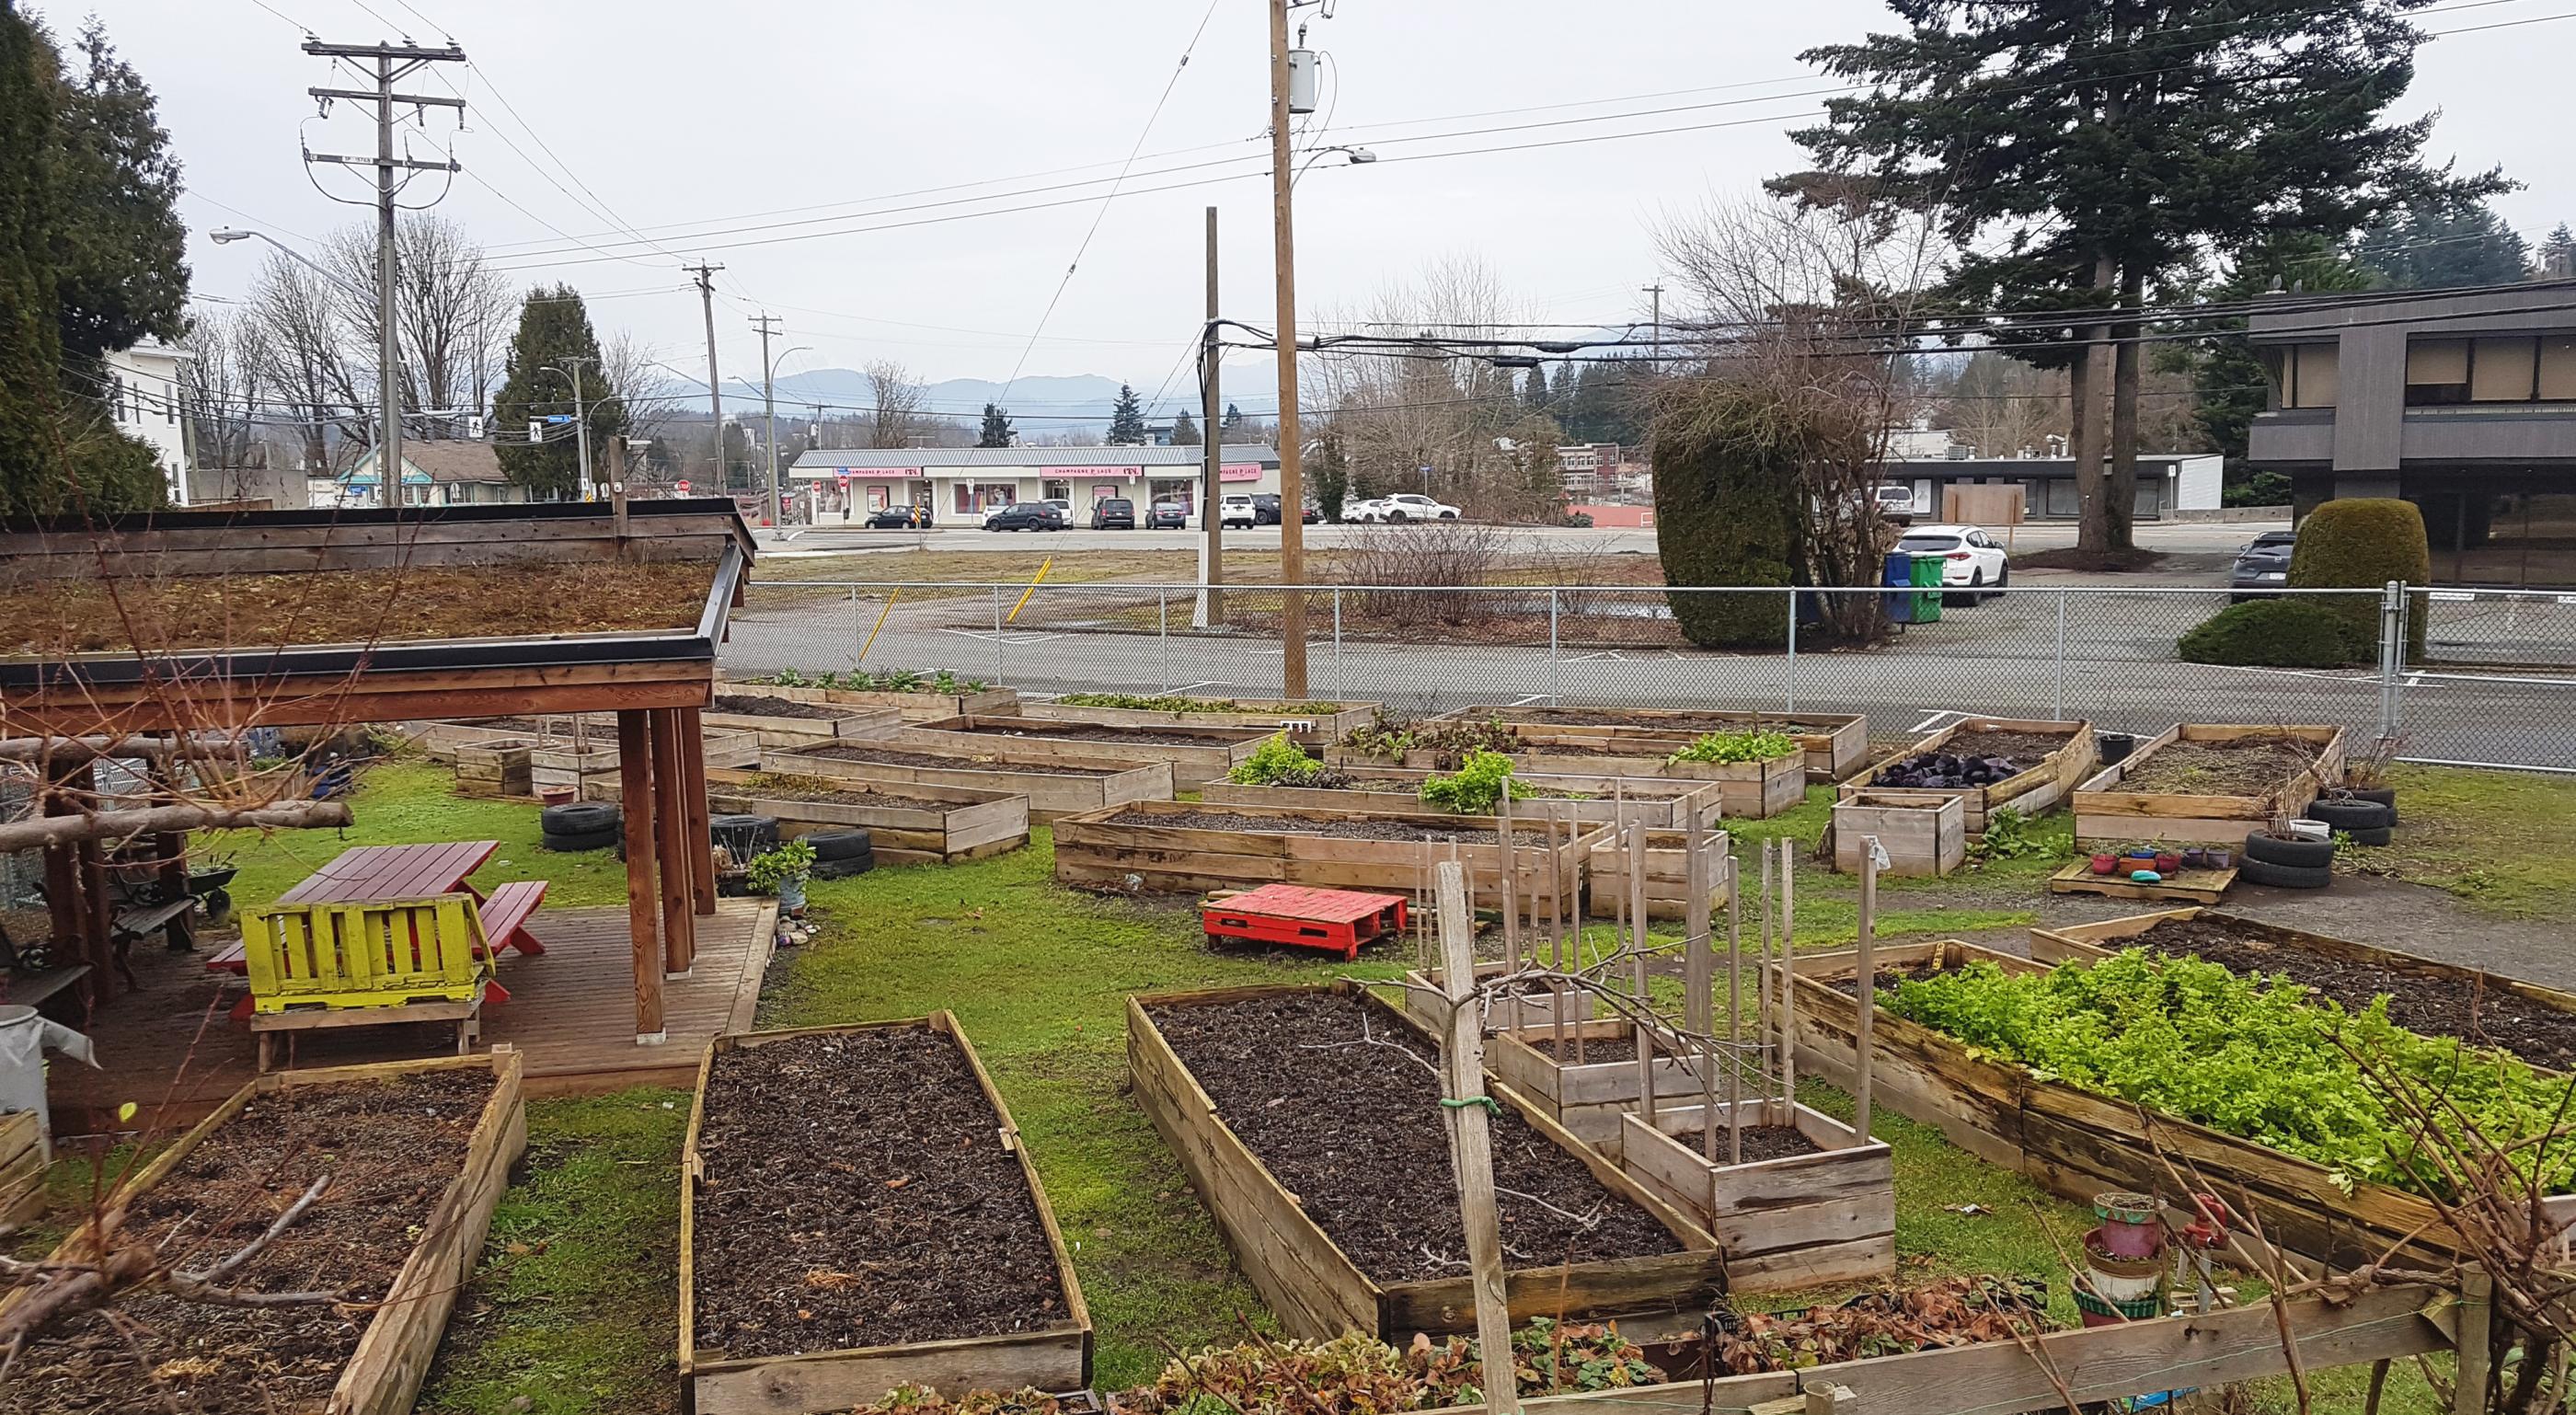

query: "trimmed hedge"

left=2288, top=498, right=2431, bottom=660
left=1650, top=383, right=1800, bottom=648
left=2177, top=598, right=2376, bottom=668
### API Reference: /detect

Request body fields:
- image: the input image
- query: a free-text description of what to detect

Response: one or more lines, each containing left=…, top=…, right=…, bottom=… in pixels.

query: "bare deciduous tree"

left=320, top=214, right=513, bottom=440
left=240, top=251, right=364, bottom=473
left=175, top=308, right=268, bottom=478
left=598, top=332, right=682, bottom=453
left=865, top=360, right=926, bottom=450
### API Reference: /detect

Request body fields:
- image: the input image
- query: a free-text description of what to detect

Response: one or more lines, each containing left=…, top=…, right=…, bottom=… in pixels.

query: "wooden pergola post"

left=649, top=709, right=696, bottom=976
left=616, top=710, right=665, bottom=1043
left=679, top=705, right=716, bottom=918
left=70, top=765, right=113, bottom=996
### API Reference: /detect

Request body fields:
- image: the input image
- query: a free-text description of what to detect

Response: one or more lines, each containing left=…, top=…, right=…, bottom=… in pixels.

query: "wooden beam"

left=650, top=709, right=695, bottom=975
left=0, top=675, right=714, bottom=737
left=679, top=706, right=716, bottom=917
left=0, top=799, right=351, bottom=854
left=617, top=710, right=665, bottom=1044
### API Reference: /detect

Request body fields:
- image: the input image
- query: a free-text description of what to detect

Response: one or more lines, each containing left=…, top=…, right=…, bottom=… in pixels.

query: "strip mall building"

left=788, top=443, right=1282, bottom=523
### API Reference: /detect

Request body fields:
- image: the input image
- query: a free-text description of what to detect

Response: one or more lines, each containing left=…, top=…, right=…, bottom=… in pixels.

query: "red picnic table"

left=208, top=842, right=550, bottom=1015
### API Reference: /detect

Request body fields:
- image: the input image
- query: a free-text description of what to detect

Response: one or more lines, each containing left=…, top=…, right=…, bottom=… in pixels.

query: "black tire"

left=541, top=825, right=621, bottom=853
left=1946, top=570, right=1982, bottom=608
left=710, top=812, right=780, bottom=855
left=803, top=829, right=874, bottom=861
left=2243, top=830, right=2335, bottom=869
left=539, top=801, right=618, bottom=834
left=1987, top=564, right=2008, bottom=602
left=2345, top=785, right=2398, bottom=823
left=2340, top=824, right=2394, bottom=846
left=811, top=855, right=875, bottom=880
left=1388, top=509, right=1409, bottom=523
left=2240, top=857, right=2333, bottom=890
left=2304, top=799, right=2395, bottom=833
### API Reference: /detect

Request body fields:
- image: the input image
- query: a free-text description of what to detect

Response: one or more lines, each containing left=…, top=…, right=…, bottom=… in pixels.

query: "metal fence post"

left=2053, top=591, right=2068, bottom=722
left=2378, top=580, right=2405, bottom=741
left=1159, top=586, right=1170, bottom=693
left=1547, top=589, right=1561, bottom=706
left=1784, top=587, right=1799, bottom=713
left=849, top=584, right=860, bottom=668
left=1332, top=588, right=1344, bottom=701
left=990, top=584, right=1006, bottom=685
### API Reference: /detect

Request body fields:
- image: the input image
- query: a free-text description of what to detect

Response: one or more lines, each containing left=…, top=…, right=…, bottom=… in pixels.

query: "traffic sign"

left=676, top=479, right=691, bottom=495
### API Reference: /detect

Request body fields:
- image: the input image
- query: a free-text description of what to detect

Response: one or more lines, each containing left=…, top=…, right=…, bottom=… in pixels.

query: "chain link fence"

left=726, top=580, right=2576, bottom=774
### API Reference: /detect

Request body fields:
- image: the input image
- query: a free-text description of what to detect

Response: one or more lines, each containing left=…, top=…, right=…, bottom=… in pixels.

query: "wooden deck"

left=48, top=899, right=775, bottom=1135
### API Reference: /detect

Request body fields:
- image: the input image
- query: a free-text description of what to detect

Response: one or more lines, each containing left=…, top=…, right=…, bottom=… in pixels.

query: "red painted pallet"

left=1201, top=884, right=1409, bottom=961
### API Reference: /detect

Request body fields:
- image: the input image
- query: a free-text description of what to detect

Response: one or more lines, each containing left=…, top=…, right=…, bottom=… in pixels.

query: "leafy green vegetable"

left=1665, top=729, right=1800, bottom=765
left=1881, top=950, right=2576, bottom=1197
left=1419, top=749, right=1523, bottom=815
left=1225, top=732, right=1350, bottom=788
left=743, top=838, right=815, bottom=894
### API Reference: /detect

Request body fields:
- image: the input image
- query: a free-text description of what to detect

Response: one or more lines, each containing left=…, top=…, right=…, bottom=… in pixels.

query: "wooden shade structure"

left=0, top=500, right=753, bottom=1042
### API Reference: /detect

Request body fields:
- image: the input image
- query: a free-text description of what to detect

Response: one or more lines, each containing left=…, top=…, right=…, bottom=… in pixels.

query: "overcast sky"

left=70, top=0, right=2576, bottom=416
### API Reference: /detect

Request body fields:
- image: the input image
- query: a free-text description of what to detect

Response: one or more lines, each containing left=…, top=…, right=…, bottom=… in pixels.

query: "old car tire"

left=2240, top=857, right=2332, bottom=890
left=539, top=801, right=618, bottom=834
left=2304, top=799, right=2395, bottom=832
left=541, top=826, right=620, bottom=853
left=710, top=813, right=780, bottom=856
left=2338, top=824, right=2394, bottom=846
left=2243, top=830, right=2334, bottom=869
left=804, top=829, right=873, bottom=861
left=811, top=855, right=875, bottom=880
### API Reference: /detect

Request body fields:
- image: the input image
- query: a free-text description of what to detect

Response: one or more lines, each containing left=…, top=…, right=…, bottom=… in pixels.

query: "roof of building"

left=2246, top=278, right=2576, bottom=341
left=790, top=443, right=1279, bottom=471
left=343, top=440, right=512, bottom=485
left=1876, top=454, right=2217, bottom=478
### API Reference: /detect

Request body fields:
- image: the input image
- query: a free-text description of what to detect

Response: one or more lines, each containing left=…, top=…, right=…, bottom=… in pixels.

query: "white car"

left=1347, top=493, right=1462, bottom=523
left=1895, top=523, right=2010, bottom=599
left=1218, top=493, right=1259, bottom=529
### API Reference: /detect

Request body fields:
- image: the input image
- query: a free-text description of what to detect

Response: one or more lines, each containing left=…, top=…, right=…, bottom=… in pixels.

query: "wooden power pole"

left=1199, top=205, right=1225, bottom=627
left=1267, top=0, right=1309, bottom=697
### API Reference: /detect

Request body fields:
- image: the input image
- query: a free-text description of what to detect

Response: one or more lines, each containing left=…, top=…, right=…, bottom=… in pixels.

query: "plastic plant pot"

left=2091, top=853, right=2119, bottom=875
left=2154, top=851, right=2182, bottom=874
left=2074, top=1283, right=2165, bottom=1327
left=2206, top=848, right=2232, bottom=869
left=2126, top=847, right=2157, bottom=861
left=2180, top=848, right=2208, bottom=870
left=2095, top=1193, right=2162, bottom=1257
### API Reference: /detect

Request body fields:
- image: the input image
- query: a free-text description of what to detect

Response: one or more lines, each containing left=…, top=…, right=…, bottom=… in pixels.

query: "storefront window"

left=1042, top=479, right=1070, bottom=500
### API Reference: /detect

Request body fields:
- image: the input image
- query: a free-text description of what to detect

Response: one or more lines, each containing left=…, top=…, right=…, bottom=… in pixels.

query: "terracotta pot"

left=537, top=787, right=576, bottom=807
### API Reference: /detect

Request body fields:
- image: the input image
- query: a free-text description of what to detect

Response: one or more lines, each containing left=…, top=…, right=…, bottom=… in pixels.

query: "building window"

left=1041, top=478, right=1070, bottom=500
left=2472, top=339, right=2539, bottom=402
left=2544, top=337, right=2576, bottom=402
left=2289, top=344, right=2336, bottom=408
left=2405, top=339, right=2471, bottom=406
left=2407, top=335, right=2576, bottom=407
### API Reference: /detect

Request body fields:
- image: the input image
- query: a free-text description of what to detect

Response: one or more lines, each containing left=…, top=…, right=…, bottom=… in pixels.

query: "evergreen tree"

left=2356, top=200, right=2532, bottom=289
left=1522, top=362, right=1549, bottom=414
left=1105, top=382, right=1148, bottom=444
left=977, top=401, right=1014, bottom=447
left=2544, top=224, right=2576, bottom=278
left=50, top=19, right=187, bottom=367
left=1784, top=0, right=2490, bottom=557
left=1222, top=401, right=1244, bottom=431
left=491, top=286, right=626, bottom=499
left=1167, top=408, right=1200, bottom=445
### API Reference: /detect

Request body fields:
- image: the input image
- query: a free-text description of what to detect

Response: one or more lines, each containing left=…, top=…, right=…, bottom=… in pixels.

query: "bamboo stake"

left=1726, top=850, right=1742, bottom=1165
left=1779, top=840, right=1798, bottom=1107
left=1628, top=818, right=1654, bottom=1126
left=1547, top=811, right=1568, bottom=1060
left=1754, top=840, right=1773, bottom=1099
left=1432, top=859, right=1522, bottom=1415
left=1683, top=817, right=1715, bottom=1163
left=1855, top=834, right=1880, bottom=1143
left=1498, top=790, right=1519, bottom=983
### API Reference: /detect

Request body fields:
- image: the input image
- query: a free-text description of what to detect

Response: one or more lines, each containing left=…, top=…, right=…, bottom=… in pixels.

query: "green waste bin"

left=1909, top=553, right=1943, bottom=623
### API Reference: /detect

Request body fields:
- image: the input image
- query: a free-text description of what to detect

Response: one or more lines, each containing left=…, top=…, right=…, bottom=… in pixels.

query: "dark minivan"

left=1091, top=497, right=1136, bottom=529
left=983, top=501, right=1064, bottom=532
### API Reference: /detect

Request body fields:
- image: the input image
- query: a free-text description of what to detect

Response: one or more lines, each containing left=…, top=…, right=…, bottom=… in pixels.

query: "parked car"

left=2229, top=529, right=2297, bottom=601
left=1219, top=493, right=1259, bottom=528
left=982, top=501, right=1064, bottom=532
left=863, top=504, right=926, bottom=529
left=1091, top=497, right=1136, bottom=529
left=1347, top=493, right=1463, bottom=523
left=1145, top=500, right=1190, bottom=528
left=1869, top=484, right=1923, bottom=523
left=1895, top=523, right=2010, bottom=601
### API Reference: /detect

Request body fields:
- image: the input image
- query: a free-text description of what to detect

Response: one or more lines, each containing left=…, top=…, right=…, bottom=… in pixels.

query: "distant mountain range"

left=682, top=369, right=1206, bottom=439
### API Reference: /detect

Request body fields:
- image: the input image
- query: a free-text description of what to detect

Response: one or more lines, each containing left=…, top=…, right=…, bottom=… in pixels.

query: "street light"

left=212, top=226, right=402, bottom=507
left=538, top=358, right=598, bottom=500
left=1292, top=144, right=1376, bottom=187
left=763, top=344, right=811, bottom=527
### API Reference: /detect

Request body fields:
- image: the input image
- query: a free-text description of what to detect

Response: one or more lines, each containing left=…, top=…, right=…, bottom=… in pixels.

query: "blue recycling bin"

left=1882, top=550, right=1918, bottom=625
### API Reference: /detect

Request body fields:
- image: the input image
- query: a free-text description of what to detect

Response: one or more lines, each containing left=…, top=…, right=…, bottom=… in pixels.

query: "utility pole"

left=301, top=38, right=467, bottom=508
left=543, top=357, right=595, bottom=498
left=1198, top=205, right=1225, bottom=628
left=1266, top=0, right=1309, bottom=697
left=1644, top=282, right=1664, bottom=367
left=751, top=313, right=783, bottom=527
left=684, top=262, right=725, bottom=498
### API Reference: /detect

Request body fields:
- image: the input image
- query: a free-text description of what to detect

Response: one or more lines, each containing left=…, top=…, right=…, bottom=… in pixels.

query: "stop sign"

left=676, top=479, right=691, bottom=494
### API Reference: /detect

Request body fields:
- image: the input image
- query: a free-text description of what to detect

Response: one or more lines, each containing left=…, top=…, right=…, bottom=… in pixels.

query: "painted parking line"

left=936, top=628, right=1068, bottom=645
left=1910, top=708, right=1970, bottom=732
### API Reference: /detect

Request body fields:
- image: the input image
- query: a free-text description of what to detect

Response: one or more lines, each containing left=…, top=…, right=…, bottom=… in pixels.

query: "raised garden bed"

left=1835, top=718, right=2097, bottom=835
left=1022, top=696, right=1381, bottom=744
left=699, top=695, right=903, bottom=748
left=2071, top=724, right=2344, bottom=846
left=1054, top=799, right=1598, bottom=900
left=1202, top=765, right=1723, bottom=832
left=542, top=730, right=760, bottom=793
left=1488, top=1018, right=1712, bottom=1145
left=2030, top=907, right=2576, bottom=1073
left=1334, top=733, right=1806, bottom=820
left=1777, top=939, right=2576, bottom=1270
left=903, top=715, right=1272, bottom=789
left=1584, top=826, right=1736, bottom=919
left=1128, top=984, right=1726, bottom=1339
left=0, top=1110, right=40, bottom=1225
left=734, top=677, right=1023, bottom=721
left=683, top=1018, right=1089, bottom=1413
left=1617, top=1099, right=1895, bottom=1289
left=1447, top=705, right=1869, bottom=781
left=765, top=743, right=1173, bottom=823
left=1395, top=961, right=1600, bottom=1037
left=0, top=1051, right=524, bottom=1415
left=453, top=739, right=534, bottom=798
left=587, top=769, right=1030, bottom=865
left=1832, top=790, right=1965, bottom=877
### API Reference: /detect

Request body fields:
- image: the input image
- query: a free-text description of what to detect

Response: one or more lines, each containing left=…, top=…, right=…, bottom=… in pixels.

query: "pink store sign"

left=834, top=467, right=919, bottom=478
left=1221, top=463, right=1263, bottom=482
left=1041, top=466, right=1144, bottom=478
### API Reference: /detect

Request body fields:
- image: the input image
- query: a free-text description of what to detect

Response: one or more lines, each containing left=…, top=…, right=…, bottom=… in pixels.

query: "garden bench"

left=239, top=893, right=501, bottom=1071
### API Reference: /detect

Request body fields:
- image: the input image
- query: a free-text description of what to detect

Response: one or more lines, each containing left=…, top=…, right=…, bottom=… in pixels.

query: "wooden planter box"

left=1835, top=718, right=2096, bottom=835
left=587, top=770, right=1030, bottom=866
left=699, top=703, right=903, bottom=749
left=544, top=731, right=759, bottom=793
left=897, top=716, right=1271, bottom=790
left=454, top=740, right=533, bottom=799
left=1450, top=705, right=1870, bottom=782
left=0, top=1110, right=42, bottom=1225
left=1053, top=799, right=1603, bottom=900
left=740, top=680, right=1024, bottom=722
left=762, top=745, right=1171, bottom=823
left=411, top=719, right=573, bottom=762
left=1127, top=982, right=1729, bottom=1339
left=1584, top=828, right=1735, bottom=919
left=1777, top=940, right=2576, bottom=1271
left=682, top=1017, right=1091, bottom=1413
left=1202, top=768, right=1724, bottom=832
left=1617, top=1099, right=1895, bottom=1290
left=1332, top=741, right=1806, bottom=820
left=2071, top=724, right=2346, bottom=846
left=1832, top=791, right=1966, bottom=877
left=1489, top=1018, right=1710, bottom=1146
left=0, top=1051, right=525, bottom=1415
left=1019, top=698, right=1381, bottom=744
left=1396, top=961, right=1599, bottom=1037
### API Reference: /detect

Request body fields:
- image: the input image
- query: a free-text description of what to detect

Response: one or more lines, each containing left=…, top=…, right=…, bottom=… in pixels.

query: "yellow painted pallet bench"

left=243, top=894, right=498, bottom=1071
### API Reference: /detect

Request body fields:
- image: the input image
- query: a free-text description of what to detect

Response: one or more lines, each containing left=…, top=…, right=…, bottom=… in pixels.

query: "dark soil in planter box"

left=712, top=693, right=859, bottom=720
left=693, top=1026, right=1069, bottom=1359
left=732, top=776, right=950, bottom=810
left=1524, top=1033, right=1641, bottom=1064
left=1658, top=1125, right=1823, bottom=1165
left=0, top=1070, right=497, bottom=1415
left=2131, top=917, right=2576, bottom=1070
left=2119, top=736, right=2314, bottom=795
left=1829, top=963, right=1956, bottom=997
left=1103, top=808, right=1550, bottom=843
left=804, top=744, right=1127, bottom=776
left=1146, top=992, right=1681, bottom=1281
left=956, top=722, right=1247, bottom=747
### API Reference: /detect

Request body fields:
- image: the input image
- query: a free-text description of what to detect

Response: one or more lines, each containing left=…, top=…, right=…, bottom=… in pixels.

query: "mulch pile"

left=2118, top=736, right=2317, bottom=796
left=0, top=1070, right=496, bottom=1415
left=1146, top=992, right=1682, bottom=1282
left=691, top=1026, right=1070, bottom=1359
left=1104, top=808, right=1549, bottom=842
left=2133, top=916, right=2576, bottom=1071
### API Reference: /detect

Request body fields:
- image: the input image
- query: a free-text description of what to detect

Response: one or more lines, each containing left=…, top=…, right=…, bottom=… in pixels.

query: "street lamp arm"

left=208, top=227, right=373, bottom=303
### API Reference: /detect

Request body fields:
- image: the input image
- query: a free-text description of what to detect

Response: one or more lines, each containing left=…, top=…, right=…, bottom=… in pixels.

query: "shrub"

left=743, top=838, right=815, bottom=894
left=2287, top=498, right=2431, bottom=660
left=2177, top=598, right=2376, bottom=668
left=1650, top=384, right=1800, bottom=649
